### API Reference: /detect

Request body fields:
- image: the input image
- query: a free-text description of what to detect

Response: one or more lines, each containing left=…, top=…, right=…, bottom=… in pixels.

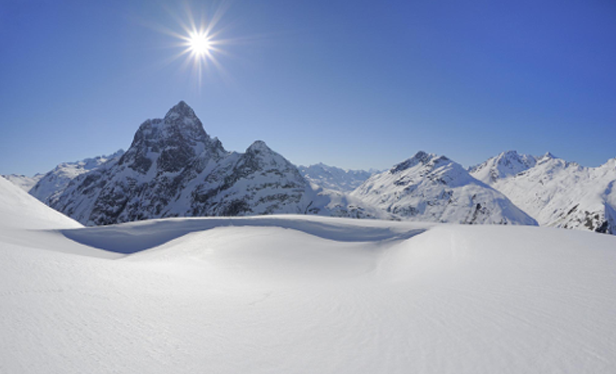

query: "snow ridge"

left=351, top=151, right=537, bottom=225
left=473, top=151, right=616, bottom=234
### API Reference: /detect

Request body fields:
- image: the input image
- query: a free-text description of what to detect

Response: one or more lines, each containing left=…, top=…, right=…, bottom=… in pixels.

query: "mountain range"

left=3, top=101, right=614, bottom=234
left=469, top=150, right=616, bottom=234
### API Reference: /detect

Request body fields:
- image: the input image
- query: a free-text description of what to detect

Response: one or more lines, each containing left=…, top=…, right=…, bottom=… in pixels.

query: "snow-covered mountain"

left=1, top=173, right=44, bottom=192
left=351, top=151, right=537, bottom=225
left=479, top=152, right=616, bottom=234
left=468, top=150, right=537, bottom=184
left=17, top=101, right=613, bottom=233
left=298, top=163, right=374, bottom=192
left=29, top=150, right=124, bottom=205
left=51, top=101, right=387, bottom=226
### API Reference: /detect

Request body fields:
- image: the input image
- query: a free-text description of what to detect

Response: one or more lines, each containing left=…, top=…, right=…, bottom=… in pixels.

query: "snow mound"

left=1, top=206, right=616, bottom=373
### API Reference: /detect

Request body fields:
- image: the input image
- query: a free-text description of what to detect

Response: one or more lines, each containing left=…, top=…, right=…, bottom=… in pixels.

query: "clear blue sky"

left=1, top=0, right=615, bottom=176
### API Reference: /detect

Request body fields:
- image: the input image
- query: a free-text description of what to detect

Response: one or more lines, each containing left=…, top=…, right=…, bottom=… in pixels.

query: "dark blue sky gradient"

left=1, top=0, right=615, bottom=175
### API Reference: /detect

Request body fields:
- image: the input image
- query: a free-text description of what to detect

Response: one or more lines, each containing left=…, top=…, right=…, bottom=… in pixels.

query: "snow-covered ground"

left=1, top=175, right=616, bottom=373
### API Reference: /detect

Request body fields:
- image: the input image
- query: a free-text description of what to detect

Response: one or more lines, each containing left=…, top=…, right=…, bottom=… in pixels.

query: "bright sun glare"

left=188, top=31, right=212, bottom=57
left=151, top=3, right=234, bottom=88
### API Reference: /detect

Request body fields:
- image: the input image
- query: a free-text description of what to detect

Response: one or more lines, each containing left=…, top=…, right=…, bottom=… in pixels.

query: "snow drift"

left=1, top=176, right=615, bottom=373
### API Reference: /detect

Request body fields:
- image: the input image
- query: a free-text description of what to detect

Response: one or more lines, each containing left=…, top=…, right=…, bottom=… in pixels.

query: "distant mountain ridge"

left=29, top=150, right=124, bottom=206
left=352, top=151, right=537, bottom=225
left=49, top=102, right=389, bottom=225
left=6, top=101, right=614, bottom=234
left=298, top=163, right=375, bottom=192
left=1, top=173, right=44, bottom=192
left=471, top=151, right=616, bottom=234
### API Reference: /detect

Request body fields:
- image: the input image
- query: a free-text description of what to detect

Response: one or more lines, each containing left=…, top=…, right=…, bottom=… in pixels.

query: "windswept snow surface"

left=1, top=182, right=616, bottom=373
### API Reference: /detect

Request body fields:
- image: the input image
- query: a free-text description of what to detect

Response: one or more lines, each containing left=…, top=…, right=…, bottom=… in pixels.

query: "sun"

left=187, top=31, right=212, bottom=58
left=146, top=2, right=237, bottom=88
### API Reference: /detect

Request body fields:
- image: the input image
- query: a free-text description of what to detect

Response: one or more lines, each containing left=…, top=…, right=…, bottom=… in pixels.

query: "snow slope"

left=0, top=175, right=81, bottom=230
left=352, top=151, right=537, bottom=225
left=468, top=150, right=537, bottom=184
left=2, top=185, right=615, bottom=373
left=477, top=153, right=616, bottom=234
left=298, top=163, right=373, bottom=192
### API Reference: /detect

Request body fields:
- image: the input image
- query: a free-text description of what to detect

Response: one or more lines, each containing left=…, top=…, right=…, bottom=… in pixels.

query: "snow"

left=0, top=176, right=81, bottom=230
left=2, top=173, right=616, bottom=373
left=1, top=173, right=44, bottom=192
left=299, top=163, right=373, bottom=192
left=29, top=150, right=124, bottom=205
left=469, top=150, right=537, bottom=184
left=352, top=152, right=537, bottom=225
left=476, top=152, right=616, bottom=233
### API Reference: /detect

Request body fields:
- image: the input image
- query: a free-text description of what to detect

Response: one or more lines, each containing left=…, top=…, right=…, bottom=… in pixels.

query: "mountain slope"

left=29, top=150, right=124, bottom=205
left=488, top=153, right=616, bottom=234
left=51, top=102, right=384, bottom=225
left=299, top=163, right=373, bottom=192
left=351, top=151, right=537, bottom=225
left=469, top=150, right=537, bottom=184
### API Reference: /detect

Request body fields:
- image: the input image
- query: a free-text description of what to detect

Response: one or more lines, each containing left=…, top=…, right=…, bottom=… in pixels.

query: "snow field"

left=1, top=178, right=615, bottom=373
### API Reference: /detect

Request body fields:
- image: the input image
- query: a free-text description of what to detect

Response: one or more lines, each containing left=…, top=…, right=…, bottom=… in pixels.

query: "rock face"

left=51, top=102, right=385, bottom=226
left=477, top=152, right=616, bottom=235
left=299, top=163, right=374, bottom=192
left=351, top=151, right=538, bottom=225
left=29, top=150, right=124, bottom=205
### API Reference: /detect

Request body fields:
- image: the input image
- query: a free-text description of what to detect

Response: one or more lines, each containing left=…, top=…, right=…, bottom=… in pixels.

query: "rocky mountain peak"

left=119, top=102, right=222, bottom=175
left=391, top=151, right=435, bottom=174
left=245, top=140, right=272, bottom=155
left=538, top=152, right=556, bottom=161
left=164, top=101, right=197, bottom=121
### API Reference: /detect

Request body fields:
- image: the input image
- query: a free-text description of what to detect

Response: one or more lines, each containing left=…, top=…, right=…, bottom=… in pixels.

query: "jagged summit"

left=165, top=100, right=194, bottom=118
left=246, top=140, right=272, bottom=154
left=49, top=103, right=381, bottom=225
left=541, top=151, right=556, bottom=159
left=391, top=151, right=435, bottom=174
left=118, top=102, right=224, bottom=176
